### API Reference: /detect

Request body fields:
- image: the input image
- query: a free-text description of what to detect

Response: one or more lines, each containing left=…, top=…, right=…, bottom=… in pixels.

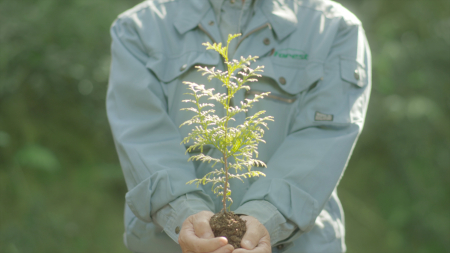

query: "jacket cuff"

left=234, top=200, right=297, bottom=246
left=153, top=192, right=214, bottom=243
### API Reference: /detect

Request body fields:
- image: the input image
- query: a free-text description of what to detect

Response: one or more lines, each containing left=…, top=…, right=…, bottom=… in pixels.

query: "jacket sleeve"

left=106, top=17, right=214, bottom=242
left=234, top=20, right=372, bottom=244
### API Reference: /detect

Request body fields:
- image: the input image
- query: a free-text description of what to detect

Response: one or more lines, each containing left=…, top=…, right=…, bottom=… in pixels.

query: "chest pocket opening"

left=245, top=89, right=297, bottom=104
left=146, top=50, right=220, bottom=83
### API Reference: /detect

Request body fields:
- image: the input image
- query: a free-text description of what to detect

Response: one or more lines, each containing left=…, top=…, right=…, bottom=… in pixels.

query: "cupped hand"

left=179, top=211, right=235, bottom=253
left=232, top=215, right=271, bottom=253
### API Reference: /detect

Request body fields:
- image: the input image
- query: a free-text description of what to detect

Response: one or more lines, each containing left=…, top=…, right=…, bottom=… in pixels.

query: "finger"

left=193, top=211, right=215, bottom=239
left=181, top=231, right=228, bottom=253
left=210, top=244, right=235, bottom=253
left=239, top=217, right=265, bottom=250
left=232, top=240, right=271, bottom=253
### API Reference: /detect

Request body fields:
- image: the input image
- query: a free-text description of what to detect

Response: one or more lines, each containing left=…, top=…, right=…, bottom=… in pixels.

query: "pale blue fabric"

left=107, top=0, right=371, bottom=252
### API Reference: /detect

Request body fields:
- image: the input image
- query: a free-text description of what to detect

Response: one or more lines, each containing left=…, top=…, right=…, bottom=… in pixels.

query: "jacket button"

left=279, top=77, right=286, bottom=85
left=276, top=244, right=284, bottom=250
left=263, top=38, right=270, bottom=45
left=175, top=226, right=180, bottom=234
left=354, top=69, right=360, bottom=80
left=180, top=64, right=187, bottom=71
left=208, top=20, right=214, bottom=26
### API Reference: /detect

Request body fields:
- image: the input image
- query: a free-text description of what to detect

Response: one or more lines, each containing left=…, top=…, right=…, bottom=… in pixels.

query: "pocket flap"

left=250, top=57, right=324, bottom=95
left=146, top=50, right=220, bottom=83
left=340, top=58, right=366, bottom=87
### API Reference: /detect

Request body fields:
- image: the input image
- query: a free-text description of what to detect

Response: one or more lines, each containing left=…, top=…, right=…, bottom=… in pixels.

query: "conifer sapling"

left=180, top=34, right=274, bottom=248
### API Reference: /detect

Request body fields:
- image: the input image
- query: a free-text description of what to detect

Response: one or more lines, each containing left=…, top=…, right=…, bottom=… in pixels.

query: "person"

left=106, top=0, right=371, bottom=252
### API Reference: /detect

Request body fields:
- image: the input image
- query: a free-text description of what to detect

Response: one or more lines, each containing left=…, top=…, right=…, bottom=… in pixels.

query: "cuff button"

left=276, top=244, right=284, bottom=250
left=175, top=226, right=180, bottom=234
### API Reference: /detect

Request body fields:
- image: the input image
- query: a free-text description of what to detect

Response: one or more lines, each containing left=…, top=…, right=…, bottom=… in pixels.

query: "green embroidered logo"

left=273, top=48, right=308, bottom=60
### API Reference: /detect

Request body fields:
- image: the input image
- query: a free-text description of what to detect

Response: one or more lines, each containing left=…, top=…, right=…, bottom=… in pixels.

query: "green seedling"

left=180, top=34, right=273, bottom=213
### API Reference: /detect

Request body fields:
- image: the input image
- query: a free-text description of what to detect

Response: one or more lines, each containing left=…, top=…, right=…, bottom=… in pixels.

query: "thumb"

left=193, top=211, right=215, bottom=239
left=240, top=216, right=264, bottom=250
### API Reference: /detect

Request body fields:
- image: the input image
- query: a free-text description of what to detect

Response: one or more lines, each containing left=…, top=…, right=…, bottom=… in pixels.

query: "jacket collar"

left=259, top=0, right=297, bottom=41
left=174, top=0, right=297, bottom=41
left=174, top=0, right=211, bottom=34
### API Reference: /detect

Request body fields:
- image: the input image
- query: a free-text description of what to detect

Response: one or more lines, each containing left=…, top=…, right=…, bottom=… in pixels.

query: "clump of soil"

left=210, top=211, right=246, bottom=249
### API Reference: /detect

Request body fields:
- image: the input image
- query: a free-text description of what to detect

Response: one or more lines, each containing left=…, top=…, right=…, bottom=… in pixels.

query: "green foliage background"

left=0, top=0, right=449, bottom=252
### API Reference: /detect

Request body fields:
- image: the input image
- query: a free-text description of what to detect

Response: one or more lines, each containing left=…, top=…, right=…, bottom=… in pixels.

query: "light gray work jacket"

left=107, top=0, right=371, bottom=252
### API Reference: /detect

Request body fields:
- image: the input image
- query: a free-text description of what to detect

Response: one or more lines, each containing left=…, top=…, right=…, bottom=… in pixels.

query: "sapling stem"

left=223, top=154, right=228, bottom=212
left=222, top=43, right=232, bottom=213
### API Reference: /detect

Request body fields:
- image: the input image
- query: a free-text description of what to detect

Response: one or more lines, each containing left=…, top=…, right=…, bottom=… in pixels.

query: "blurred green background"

left=0, top=0, right=449, bottom=252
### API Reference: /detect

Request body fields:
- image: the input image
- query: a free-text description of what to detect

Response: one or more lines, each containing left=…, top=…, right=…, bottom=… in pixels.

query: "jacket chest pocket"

left=145, top=50, right=221, bottom=133
left=245, top=56, right=324, bottom=114
left=247, top=56, right=324, bottom=101
left=244, top=57, right=324, bottom=160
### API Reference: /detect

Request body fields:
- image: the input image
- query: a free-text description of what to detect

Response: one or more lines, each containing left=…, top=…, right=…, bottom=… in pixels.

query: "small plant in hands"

left=180, top=34, right=273, bottom=249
